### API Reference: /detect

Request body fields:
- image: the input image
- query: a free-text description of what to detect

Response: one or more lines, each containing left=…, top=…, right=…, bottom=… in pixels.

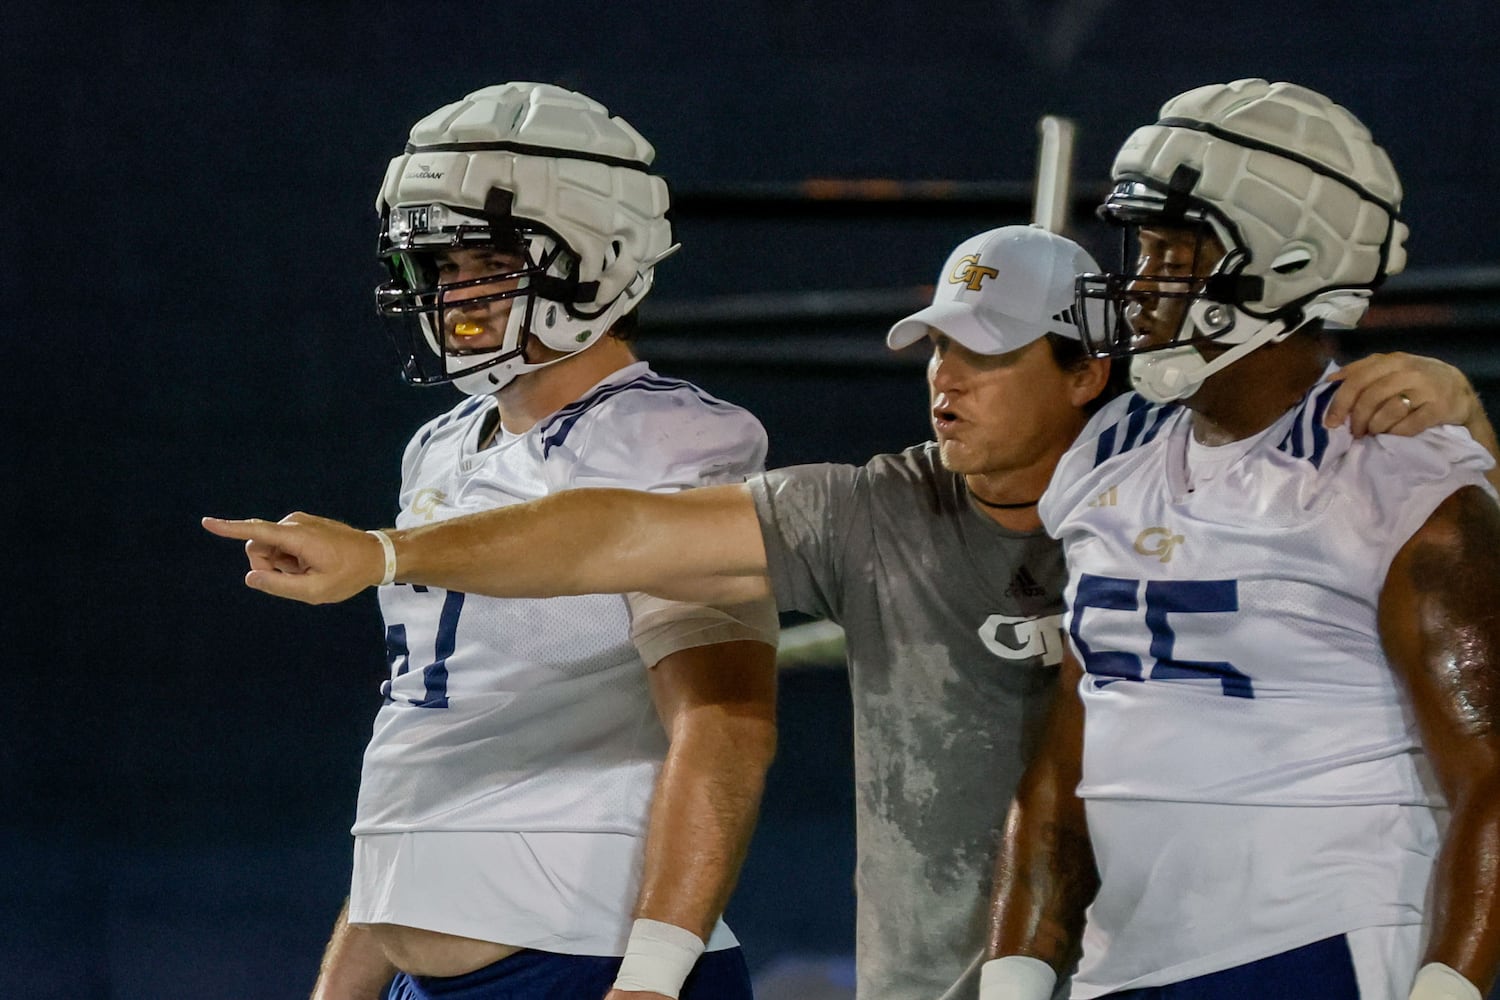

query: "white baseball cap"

left=887, top=225, right=1100, bottom=354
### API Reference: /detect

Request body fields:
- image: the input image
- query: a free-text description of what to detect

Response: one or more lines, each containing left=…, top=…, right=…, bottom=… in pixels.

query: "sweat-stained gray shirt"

left=748, top=442, right=1067, bottom=1000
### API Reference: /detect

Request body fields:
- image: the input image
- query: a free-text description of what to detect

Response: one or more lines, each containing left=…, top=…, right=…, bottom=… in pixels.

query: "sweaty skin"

left=1380, top=487, right=1500, bottom=984
left=987, top=653, right=1096, bottom=970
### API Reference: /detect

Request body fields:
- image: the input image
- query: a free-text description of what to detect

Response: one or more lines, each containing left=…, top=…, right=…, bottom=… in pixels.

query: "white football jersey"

left=347, top=361, right=766, bottom=953
left=1040, top=370, right=1494, bottom=994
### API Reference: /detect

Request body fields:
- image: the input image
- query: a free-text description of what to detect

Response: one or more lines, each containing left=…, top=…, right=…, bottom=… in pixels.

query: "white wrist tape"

left=612, top=918, right=706, bottom=998
left=367, top=530, right=397, bottom=586
left=979, top=955, right=1058, bottom=1000
left=1410, top=963, right=1481, bottom=1000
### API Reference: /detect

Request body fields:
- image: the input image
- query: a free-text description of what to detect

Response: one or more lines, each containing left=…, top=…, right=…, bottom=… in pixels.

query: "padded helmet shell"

left=379, top=82, right=673, bottom=321
left=1109, top=78, right=1407, bottom=318
left=375, top=83, right=676, bottom=393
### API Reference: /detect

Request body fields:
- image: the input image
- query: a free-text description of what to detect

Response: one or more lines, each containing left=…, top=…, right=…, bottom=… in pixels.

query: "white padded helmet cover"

left=376, top=82, right=673, bottom=308
left=1111, top=79, right=1407, bottom=314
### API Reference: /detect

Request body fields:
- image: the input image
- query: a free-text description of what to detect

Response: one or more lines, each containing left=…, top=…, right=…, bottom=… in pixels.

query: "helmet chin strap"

left=1128, top=307, right=1296, bottom=404
left=450, top=269, right=653, bottom=397
left=449, top=284, right=536, bottom=396
left=450, top=329, right=582, bottom=397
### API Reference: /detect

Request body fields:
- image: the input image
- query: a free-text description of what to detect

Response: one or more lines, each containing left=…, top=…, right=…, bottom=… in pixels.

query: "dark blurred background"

left=7, top=2, right=1500, bottom=997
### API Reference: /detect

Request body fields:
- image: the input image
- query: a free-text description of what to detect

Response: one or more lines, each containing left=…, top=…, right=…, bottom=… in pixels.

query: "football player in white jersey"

left=207, top=204, right=1491, bottom=1000
left=982, top=80, right=1500, bottom=1000
left=215, top=83, right=781, bottom=1000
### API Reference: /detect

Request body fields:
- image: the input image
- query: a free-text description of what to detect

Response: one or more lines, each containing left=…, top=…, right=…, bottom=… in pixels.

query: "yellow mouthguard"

left=454, top=322, right=485, bottom=338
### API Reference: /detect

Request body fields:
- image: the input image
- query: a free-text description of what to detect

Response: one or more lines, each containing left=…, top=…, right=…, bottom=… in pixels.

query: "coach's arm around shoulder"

left=202, top=483, right=773, bottom=606
left=980, top=651, right=1097, bottom=1000
left=1380, top=485, right=1500, bottom=1000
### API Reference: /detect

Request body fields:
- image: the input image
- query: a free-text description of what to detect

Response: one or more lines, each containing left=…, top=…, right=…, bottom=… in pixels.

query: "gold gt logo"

left=412, top=488, right=447, bottom=521
left=948, top=254, right=999, bottom=291
left=1134, top=526, right=1185, bottom=563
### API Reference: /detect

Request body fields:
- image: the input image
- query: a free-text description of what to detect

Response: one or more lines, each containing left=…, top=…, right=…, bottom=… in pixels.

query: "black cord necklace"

left=968, top=486, right=1041, bottom=510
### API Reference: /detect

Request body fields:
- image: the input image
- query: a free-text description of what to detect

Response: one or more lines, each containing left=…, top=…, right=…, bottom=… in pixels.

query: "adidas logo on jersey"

left=1005, top=566, right=1047, bottom=598
left=1087, top=485, right=1119, bottom=507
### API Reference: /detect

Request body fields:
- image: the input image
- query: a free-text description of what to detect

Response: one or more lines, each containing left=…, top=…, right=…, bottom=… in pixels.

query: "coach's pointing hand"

left=202, top=512, right=386, bottom=604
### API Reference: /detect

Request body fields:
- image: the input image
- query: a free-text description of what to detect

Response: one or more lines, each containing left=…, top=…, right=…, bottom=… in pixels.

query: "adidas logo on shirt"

left=1087, top=485, right=1119, bottom=508
left=1005, top=566, right=1047, bottom=598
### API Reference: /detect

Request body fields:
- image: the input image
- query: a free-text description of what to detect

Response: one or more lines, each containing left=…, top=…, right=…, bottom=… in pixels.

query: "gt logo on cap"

left=948, top=254, right=999, bottom=291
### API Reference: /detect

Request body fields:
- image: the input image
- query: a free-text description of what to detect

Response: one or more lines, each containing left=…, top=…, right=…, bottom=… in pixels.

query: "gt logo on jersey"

left=949, top=254, right=999, bottom=291
left=1134, top=526, right=1184, bottom=563
left=412, top=488, right=446, bottom=521
left=979, top=612, right=1065, bottom=665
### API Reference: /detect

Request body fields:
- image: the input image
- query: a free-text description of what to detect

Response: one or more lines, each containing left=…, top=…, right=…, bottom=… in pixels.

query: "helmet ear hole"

left=1271, top=247, right=1314, bottom=275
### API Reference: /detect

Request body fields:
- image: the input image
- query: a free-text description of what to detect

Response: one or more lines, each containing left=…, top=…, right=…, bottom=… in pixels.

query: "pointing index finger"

left=202, top=516, right=283, bottom=544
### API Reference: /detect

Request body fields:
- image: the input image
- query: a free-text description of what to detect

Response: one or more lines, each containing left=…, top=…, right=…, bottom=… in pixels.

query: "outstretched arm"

left=1380, top=485, right=1500, bottom=998
left=606, top=638, right=778, bottom=1000
left=202, top=484, right=772, bottom=606
left=1325, top=352, right=1500, bottom=492
left=983, top=651, right=1097, bottom=999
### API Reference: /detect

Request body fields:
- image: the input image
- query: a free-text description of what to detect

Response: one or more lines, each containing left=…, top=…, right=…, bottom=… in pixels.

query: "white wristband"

left=367, top=529, right=397, bottom=586
left=612, top=918, right=706, bottom=999
left=979, top=955, right=1058, bottom=1000
left=1410, top=963, right=1481, bottom=1000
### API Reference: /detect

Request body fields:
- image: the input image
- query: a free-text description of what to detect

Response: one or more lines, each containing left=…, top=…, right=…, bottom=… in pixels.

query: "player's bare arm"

left=983, top=652, right=1097, bottom=998
left=309, top=901, right=397, bottom=1000
left=1380, top=485, right=1500, bottom=995
left=605, top=637, right=778, bottom=1000
left=1324, top=353, right=1500, bottom=491
left=202, top=483, right=772, bottom=607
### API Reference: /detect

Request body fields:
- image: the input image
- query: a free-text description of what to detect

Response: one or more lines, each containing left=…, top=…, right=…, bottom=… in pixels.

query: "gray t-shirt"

left=749, top=442, right=1066, bottom=1000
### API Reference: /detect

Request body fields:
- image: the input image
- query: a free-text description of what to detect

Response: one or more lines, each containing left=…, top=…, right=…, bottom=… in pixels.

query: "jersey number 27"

left=381, top=590, right=465, bottom=708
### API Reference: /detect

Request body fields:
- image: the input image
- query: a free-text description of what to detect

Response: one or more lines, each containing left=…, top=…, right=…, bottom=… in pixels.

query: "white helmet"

left=374, top=82, right=678, bottom=395
left=1075, top=79, right=1408, bottom=402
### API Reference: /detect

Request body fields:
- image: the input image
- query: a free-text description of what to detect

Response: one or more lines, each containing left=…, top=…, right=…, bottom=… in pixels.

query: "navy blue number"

left=380, top=590, right=463, bottom=708
left=1070, top=575, right=1144, bottom=684
left=1144, top=580, right=1251, bottom=698
left=1072, top=574, right=1251, bottom=698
